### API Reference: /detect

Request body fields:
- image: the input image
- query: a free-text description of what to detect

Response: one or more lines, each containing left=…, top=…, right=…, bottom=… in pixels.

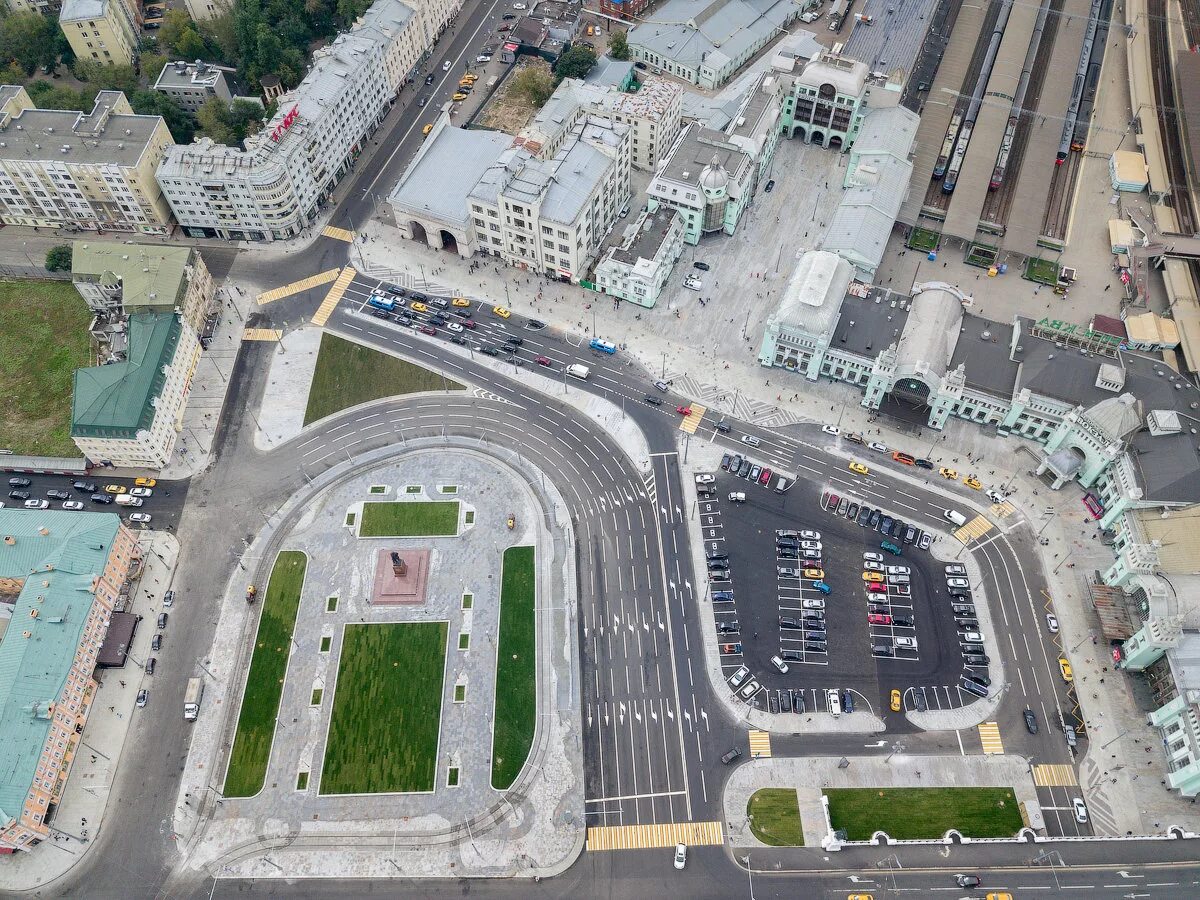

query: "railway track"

left=1148, top=0, right=1196, bottom=234
left=1042, top=149, right=1081, bottom=238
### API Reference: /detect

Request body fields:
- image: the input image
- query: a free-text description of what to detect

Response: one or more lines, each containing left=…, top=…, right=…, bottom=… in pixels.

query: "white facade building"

left=156, top=0, right=427, bottom=240
left=594, top=208, right=685, bottom=307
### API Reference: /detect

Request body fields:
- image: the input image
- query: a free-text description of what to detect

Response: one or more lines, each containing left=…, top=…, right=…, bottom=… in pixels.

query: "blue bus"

left=367, top=294, right=396, bottom=312
left=589, top=338, right=616, bottom=354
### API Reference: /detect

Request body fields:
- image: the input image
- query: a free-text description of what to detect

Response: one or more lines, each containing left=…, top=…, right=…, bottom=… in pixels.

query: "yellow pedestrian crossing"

left=586, top=820, right=723, bottom=851
left=242, top=328, right=283, bottom=341
left=978, top=721, right=1003, bottom=755
left=748, top=729, right=772, bottom=758
left=1032, top=764, right=1077, bottom=787
left=256, top=268, right=341, bottom=305
left=321, top=225, right=356, bottom=242
left=990, top=500, right=1017, bottom=518
left=679, top=403, right=707, bottom=434
left=954, top=515, right=994, bottom=544
left=311, top=267, right=357, bottom=327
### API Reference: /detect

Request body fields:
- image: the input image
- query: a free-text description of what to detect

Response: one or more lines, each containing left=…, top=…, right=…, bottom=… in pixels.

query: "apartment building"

left=156, top=0, right=425, bottom=241
left=153, top=60, right=235, bottom=115
left=3, top=0, right=62, bottom=14
left=0, top=511, right=139, bottom=853
left=59, top=0, right=138, bottom=66
left=594, top=208, right=685, bottom=307
left=0, top=88, right=174, bottom=234
left=182, top=0, right=230, bottom=20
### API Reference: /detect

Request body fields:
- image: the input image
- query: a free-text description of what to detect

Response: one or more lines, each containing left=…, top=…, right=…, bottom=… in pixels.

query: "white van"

left=115, top=494, right=143, bottom=507
left=566, top=363, right=590, bottom=380
left=826, top=688, right=841, bottom=717
left=895, top=636, right=918, bottom=651
left=943, top=508, right=967, bottom=526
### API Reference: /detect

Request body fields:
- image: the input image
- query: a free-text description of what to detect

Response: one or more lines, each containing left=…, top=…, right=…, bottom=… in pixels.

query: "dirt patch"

left=476, top=57, right=553, bottom=135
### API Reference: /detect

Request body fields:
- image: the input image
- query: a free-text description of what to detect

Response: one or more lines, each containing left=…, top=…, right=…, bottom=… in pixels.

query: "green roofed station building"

left=0, top=510, right=139, bottom=853
left=70, top=310, right=197, bottom=470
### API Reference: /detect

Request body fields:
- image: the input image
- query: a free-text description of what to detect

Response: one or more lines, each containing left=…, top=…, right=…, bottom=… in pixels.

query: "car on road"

left=1046, top=613, right=1059, bottom=633
left=425, top=73, right=436, bottom=85
left=1024, top=708, right=1038, bottom=734
left=7, top=477, right=31, bottom=487
left=492, top=305, right=512, bottom=318
left=955, top=875, right=981, bottom=889
left=145, top=657, right=156, bottom=675
left=693, top=261, right=710, bottom=271
left=890, top=689, right=901, bottom=712
left=720, top=747, right=742, bottom=764
left=683, top=276, right=702, bottom=290
left=24, top=499, right=49, bottom=509
left=1072, top=798, right=1088, bottom=823
left=880, top=541, right=902, bottom=556
left=130, top=486, right=153, bottom=497
left=939, top=467, right=958, bottom=480
left=90, top=493, right=113, bottom=504
left=728, top=665, right=750, bottom=688
left=946, top=577, right=970, bottom=589
left=987, top=489, right=1005, bottom=504
left=848, top=461, right=869, bottom=475
left=1059, top=657, right=1073, bottom=682
left=675, top=405, right=692, bottom=416
left=765, top=179, right=775, bottom=192
left=446, top=322, right=465, bottom=333
left=135, top=477, right=157, bottom=487
left=737, top=680, right=759, bottom=700
left=812, top=581, right=831, bottom=594
left=915, top=458, right=934, bottom=469
left=673, top=843, right=686, bottom=869
left=963, top=475, right=982, bottom=490
left=867, top=441, right=888, bottom=453
left=136, top=689, right=148, bottom=708
left=419, top=325, right=437, bottom=336
left=46, top=489, right=70, bottom=500
left=771, top=655, right=789, bottom=674
left=61, top=501, right=84, bottom=510
left=73, top=480, right=97, bottom=492
left=157, top=612, right=168, bottom=629
left=151, top=633, right=162, bottom=651
left=104, top=484, right=125, bottom=494
left=442, top=60, right=452, bottom=70
left=450, top=296, right=471, bottom=308
left=821, top=425, right=840, bottom=436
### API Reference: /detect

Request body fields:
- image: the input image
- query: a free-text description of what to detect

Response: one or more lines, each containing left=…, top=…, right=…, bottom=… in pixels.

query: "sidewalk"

left=0, top=531, right=180, bottom=894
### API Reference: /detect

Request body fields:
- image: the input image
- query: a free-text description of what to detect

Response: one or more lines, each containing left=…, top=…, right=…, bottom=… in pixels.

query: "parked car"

left=130, top=486, right=153, bottom=497
left=24, top=499, right=49, bottom=509
left=770, top=655, right=789, bottom=674
left=1046, top=613, right=1059, bottom=633
left=1072, top=798, right=1088, bottom=823
left=728, top=665, right=750, bottom=688
left=151, top=633, right=162, bottom=651
left=8, top=490, right=30, bottom=500
left=136, top=689, right=148, bottom=708
left=157, top=612, right=168, bottom=629
left=7, top=477, right=31, bottom=487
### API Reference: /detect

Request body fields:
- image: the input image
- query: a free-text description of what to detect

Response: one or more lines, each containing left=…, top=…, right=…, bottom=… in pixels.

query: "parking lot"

left=697, top=458, right=991, bottom=724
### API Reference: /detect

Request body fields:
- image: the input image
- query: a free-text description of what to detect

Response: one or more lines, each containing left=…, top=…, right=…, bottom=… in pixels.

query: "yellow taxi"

left=410, top=301, right=428, bottom=313
left=963, top=474, right=982, bottom=490
left=452, top=92, right=468, bottom=101
left=104, top=484, right=126, bottom=494
left=939, top=467, right=958, bottom=480
left=422, top=123, right=433, bottom=136
left=848, top=894, right=874, bottom=900
left=1059, top=657, right=1073, bottom=682
left=492, top=305, right=512, bottom=318
left=458, top=77, right=476, bottom=87
left=890, top=689, right=901, bottom=712
left=986, top=894, right=1014, bottom=900
left=451, top=296, right=471, bottom=307
left=848, top=461, right=870, bottom=475
left=862, top=571, right=885, bottom=583
left=135, top=477, right=157, bottom=487
left=803, top=568, right=824, bottom=580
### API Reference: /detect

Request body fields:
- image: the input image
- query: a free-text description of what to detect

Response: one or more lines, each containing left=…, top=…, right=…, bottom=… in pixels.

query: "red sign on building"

left=270, top=105, right=300, bottom=142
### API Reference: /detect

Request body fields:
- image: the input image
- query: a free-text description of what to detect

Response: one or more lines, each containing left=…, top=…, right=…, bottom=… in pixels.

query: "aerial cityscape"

left=1, top=0, right=1199, bottom=896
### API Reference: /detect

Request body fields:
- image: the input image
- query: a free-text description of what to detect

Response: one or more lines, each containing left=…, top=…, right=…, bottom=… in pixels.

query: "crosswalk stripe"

left=586, top=821, right=723, bottom=851
left=991, top=500, right=1016, bottom=518
left=321, top=225, right=356, bottom=242
left=954, top=515, right=994, bottom=544
left=1033, top=764, right=1077, bottom=787
left=256, top=268, right=341, bottom=305
left=241, top=327, right=283, bottom=341
left=311, top=267, right=357, bottom=327
left=978, top=721, right=1003, bottom=755
left=748, top=729, right=772, bottom=758
left=679, top=403, right=707, bottom=434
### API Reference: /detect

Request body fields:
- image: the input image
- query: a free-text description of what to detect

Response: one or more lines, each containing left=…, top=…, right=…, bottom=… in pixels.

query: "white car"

left=442, top=60, right=452, bottom=70
left=24, top=499, right=49, bottom=509
left=821, top=425, right=840, bottom=436
left=946, top=577, right=970, bottom=589
left=728, top=665, right=749, bottom=688
left=673, top=843, right=687, bottom=869
left=1072, top=798, right=1088, bottom=823
left=129, top=512, right=152, bottom=523
left=683, top=276, right=702, bottom=291
left=61, top=500, right=85, bottom=510
left=770, top=655, right=789, bottom=674
left=1046, top=613, right=1059, bottom=634
left=987, top=489, right=1005, bottom=504
left=863, top=551, right=883, bottom=563
left=800, top=540, right=821, bottom=551
left=798, top=530, right=821, bottom=540
left=476, top=54, right=491, bottom=62
left=945, top=564, right=967, bottom=575
left=802, top=598, right=825, bottom=610
left=130, top=486, right=153, bottom=497
left=863, top=560, right=883, bottom=572
left=867, top=441, right=889, bottom=453
left=446, top=322, right=464, bottom=333
left=737, top=679, right=759, bottom=699
left=885, top=565, right=909, bottom=575
left=695, top=474, right=716, bottom=485
left=513, top=1, right=527, bottom=7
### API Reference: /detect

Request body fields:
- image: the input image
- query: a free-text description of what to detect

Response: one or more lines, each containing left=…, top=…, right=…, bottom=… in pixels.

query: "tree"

left=28, top=85, right=89, bottom=112
left=129, top=90, right=195, bottom=143
left=139, top=51, right=168, bottom=85
left=511, top=67, right=554, bottom=108
left=159, top=9, right=194, bottom=54
left=195, top=97, right=236, bottom=145
left=0, top=61, right=26, bottom=85
left=553, top=46, right=597, bottom=81
left=0, top=11, right=59, bottom=75
left=74, top=60, right=138, bottom=93
left=45, top=245, right=72, bottom=272
left=177, top=27, right=207, bottom=59
left=608, top=29, right=629, bottom=61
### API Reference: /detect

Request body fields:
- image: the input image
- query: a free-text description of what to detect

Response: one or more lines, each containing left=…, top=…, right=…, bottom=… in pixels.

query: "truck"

left=184, top=677, right=204, bottom=721
left=115, top=494, right=143, bottom=506
left=566, top=363, right=590, bottom=380
left=589, top=337, right=617, bottom=354
left=828, top=0, right=846, bottom=16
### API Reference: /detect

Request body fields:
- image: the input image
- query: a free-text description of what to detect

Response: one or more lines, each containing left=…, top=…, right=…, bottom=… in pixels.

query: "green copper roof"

left=0, top=510, right=122, bottom=821
left=71, top=312, right=181, bottom=439
left=71, top=241, right=192, bottom=312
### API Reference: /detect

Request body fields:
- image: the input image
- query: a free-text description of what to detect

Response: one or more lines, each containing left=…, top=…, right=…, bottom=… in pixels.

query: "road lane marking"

left=256, top=268, right=341, bottom=304
left=585, top=820, right=723, bottom=851
left=977, top=721, right=1003, bottom=754
left=311, top=267, right=358, bottom=326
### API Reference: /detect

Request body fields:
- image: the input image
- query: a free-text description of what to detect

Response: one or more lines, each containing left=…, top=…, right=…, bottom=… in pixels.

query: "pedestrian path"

left=954, top=515, right=994, bottom=543
left=990, top=500, right=1017, bottom=518
left=679, top=403, right=707, bottom=434
left=321, top=225, right=356, bottom=242
left=748, top=729, right=772, bottom=758
left=242, top=327, right=283, bottom=341
left=978, top=721, right=1004, bottom=754
left=311, top=267, right=358, bottom=326
left=256, top=268, right=341, bottom=304
left=586, top=820, right=724, bottom=851
left=1033, top=764, right=1077, bottom=786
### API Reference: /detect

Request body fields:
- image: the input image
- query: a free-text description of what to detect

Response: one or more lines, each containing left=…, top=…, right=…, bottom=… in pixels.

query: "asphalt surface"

left=3, top=472, right=188, bottom=529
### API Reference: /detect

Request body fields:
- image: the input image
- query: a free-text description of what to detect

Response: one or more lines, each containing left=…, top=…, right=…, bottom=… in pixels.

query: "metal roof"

left=71, top=241, right=193, bottom=311
left=0, top=510, right=123, bottom=818
left=822, top=153, right=912, bottom=277
left=768, top=250, right=854, bottom=337
left=841, top=0, right=939, bottom=78
left=0, top=92, right=162, bottom=169
left=390, top=127, right=511, bottom=226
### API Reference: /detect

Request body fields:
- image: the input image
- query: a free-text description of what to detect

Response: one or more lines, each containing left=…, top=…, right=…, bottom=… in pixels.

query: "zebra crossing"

left=586, top=820, right=724, bottom=851
left=977, top=721, right=1004, bottom=754
left=748, top=730, right=772, bottom=758
left=954, top=515, right=994, bottom=544
left=1032, top=764, right=1077, bottom=786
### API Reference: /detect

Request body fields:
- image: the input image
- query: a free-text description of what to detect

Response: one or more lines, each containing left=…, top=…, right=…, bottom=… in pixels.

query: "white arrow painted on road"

left=683, top=709, right=692, bottom=730
left=634, top=705, right=642, bottom=723
left=684, top=580, right=692, bottom=593
left=666, top=705, right=675, bottom=721
left=1118, top=872, right=1144, bottom=879
left=700, top=709, right=709, bottom=731
left=657, top=613, right=665, bottom=631
left=619, top=702, right=626, bottom=726
left=848, top=876, right=876, bottom=884
left=604, top=703, right=609, bottom=727
left=587, top=710, right=593, bottom=729
left=642, top=614, right=649, bottom=632
left=668, top=580, right=677, bottom=594
left=865, top=740, right=886, bottom=748
left=660, top=505, right=667, bottom=519
left=650, top=705, right=658, bottom=722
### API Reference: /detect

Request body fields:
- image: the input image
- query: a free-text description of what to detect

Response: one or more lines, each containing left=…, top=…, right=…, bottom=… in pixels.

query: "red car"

left=462, top=319, right=477, bottom=329
left=535, top=356, right=552, bottom=367
left=866, top=582, right=887, bottom=593
left=420, top=325, right=437, bottom=336
left=868, top=613, right=893, bottom=625
left=676, top=405, right=692, bottom=415
left=826, top=493, right=840, bottom=510
left=758, top=467, right=773, bottom=485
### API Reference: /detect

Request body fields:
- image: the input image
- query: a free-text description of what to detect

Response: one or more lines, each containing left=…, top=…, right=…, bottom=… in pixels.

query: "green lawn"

left=1025, top=256, right=1062, bottom=285
left=907, top=227, right=941, bottom=253
left=491, top=545, right=537, bottom=790
left=825, top=787, right=1024, bottom=841
left=747, top=788, right=804, bottom=846
left=303, top=332, right=463, bottom=425
left=223, top=551, right=308, bottom=798
left=0, top=280, right=93, bottom=456
left=359, top=500, right=460, bottom=537
left=321, top=621, right=448, bottom=794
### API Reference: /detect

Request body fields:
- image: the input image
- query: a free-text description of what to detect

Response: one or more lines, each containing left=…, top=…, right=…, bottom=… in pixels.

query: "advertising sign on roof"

left=270, top=105, right=299, bottom=142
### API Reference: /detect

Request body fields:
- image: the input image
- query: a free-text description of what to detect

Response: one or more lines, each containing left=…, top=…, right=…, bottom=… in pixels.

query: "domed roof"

left=698, top=154, right=729, bottom=192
